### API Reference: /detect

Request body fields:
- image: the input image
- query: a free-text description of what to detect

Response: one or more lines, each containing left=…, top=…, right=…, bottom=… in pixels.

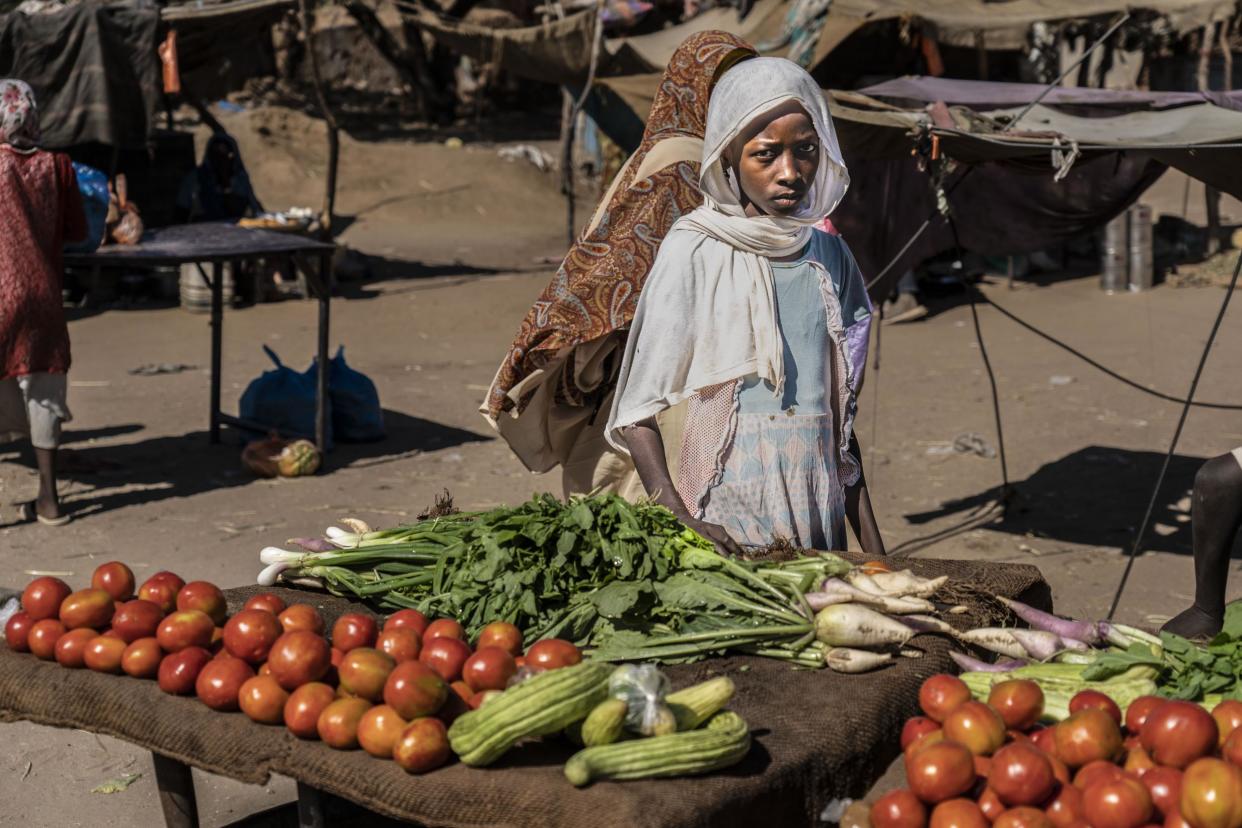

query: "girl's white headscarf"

left=606, top=57, right=849, bottom=453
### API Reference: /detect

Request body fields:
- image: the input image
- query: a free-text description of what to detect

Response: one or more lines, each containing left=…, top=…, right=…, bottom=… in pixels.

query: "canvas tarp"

left=0, top=2, right=161, bottom=149
left=164, top=0, right=294, bottom=100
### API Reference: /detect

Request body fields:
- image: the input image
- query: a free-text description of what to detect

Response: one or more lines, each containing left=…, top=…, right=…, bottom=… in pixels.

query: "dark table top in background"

left=64, top=222, right=335, bottom=268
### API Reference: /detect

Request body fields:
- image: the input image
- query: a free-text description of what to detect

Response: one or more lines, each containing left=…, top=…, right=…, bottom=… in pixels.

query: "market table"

left=64, top=223, right=337, bottom=451
left=0, top=559, right=1050, bottom=828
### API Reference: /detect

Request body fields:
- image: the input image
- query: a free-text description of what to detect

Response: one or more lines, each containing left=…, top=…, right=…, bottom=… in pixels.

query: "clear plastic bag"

left=607, top=663, right=676, bottom=736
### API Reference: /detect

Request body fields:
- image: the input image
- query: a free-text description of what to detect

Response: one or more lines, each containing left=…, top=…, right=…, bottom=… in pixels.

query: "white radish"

left=815, top=604, right=916, bottom=648
left=960, top=628, right=1029, bottom=660
left=825, top=647, right=893, bottom=673
left=819, top=578, right=935, bottom=614
left=899, top=648, right=923, bottom=659
left=862, top=570, right=949, bottom=599
left=1008, top=629, right=1063, bottom=661
left=844, top=571, right=890, bottom=595
left=901, top=614, right=958, bottom=636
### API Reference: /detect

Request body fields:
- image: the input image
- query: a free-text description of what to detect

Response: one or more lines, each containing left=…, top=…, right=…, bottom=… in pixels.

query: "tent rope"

left=1107, top=249, right=1241, bottom=619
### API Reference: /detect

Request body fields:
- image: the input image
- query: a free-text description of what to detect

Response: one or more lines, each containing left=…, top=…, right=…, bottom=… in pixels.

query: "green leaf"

left=571, top=501, right=594, bottom=531
left=1222, top=601, right=1242, bottom=639
left=588, top=581, right=653, bottom=619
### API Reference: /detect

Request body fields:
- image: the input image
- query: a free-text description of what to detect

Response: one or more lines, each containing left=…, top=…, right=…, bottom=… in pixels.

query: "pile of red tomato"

left=3, top=564, right=583, bottom=774
left=871, top=674, right=1242, bottom=828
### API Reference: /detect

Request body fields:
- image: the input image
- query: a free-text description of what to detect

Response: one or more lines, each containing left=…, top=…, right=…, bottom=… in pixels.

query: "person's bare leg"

left=34, top=446, right=60, bottom=520
left=1163, top=453, right=1242, bottom=639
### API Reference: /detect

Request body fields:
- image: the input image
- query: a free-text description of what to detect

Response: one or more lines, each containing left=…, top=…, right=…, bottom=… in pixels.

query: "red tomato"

left=993, top=807, right=1055, bottom=828
left=920, top=675, right=973, bottom=724
left=977, top=755, right=995, bottom=779
left=110, top=600, right=164, bottom=643
left=1180, top=758, right=1242, bottom=828
left=392, top=717, right=451, bottom=774
left=27, top=618, right=66, bottom=660
left=316, top=697, right=372, bottom=749
left=196, top=656, right=255, bottom=711
left=979, top=788, right=1006, bottom=821
left=284, top=682, right=336, bottom=739
left=138, top=572, right=184, bottom=613
left=1047, top=783, right=1086, bottom=828
left=438, top=685, right=472, bottom=726
left=476, top=622, right=523, bottom=657
left=22, top=577, right=72, bottom=621
left=904, top=718, right=944, bottom=750
left=1166, top=812, right=1193, bottom=828
left=907, top=741, right=977, bottom=804
left=944, top=701, right=1007, bottom=757
left=278, top=604, right=324, bottom=635
left=871, top=788, right=929, bottom=828
left=419, top=636, right=472, bottom=683
left=469, top=690, right=502, bottom=710
left=54, top=628, right=99, bottom=668
left=176, top=582, right=227, bottom=626
left=239, top=674, right=289, bottom=724
left=462, top=647, right=518, bottom=693
left=1048, top=755, right=1072, bottom=786
left=1223, top=729, right=1242, bottom=767
left=525, top=639, right=582, bottom=670
left=906, top=729, right=948, bottom=760
left=989, top=681, right=1046, bottom=731
left=1127, top=747, right=1157, bottom=776
left=156, top=610, right=215, bottom=653
left=338, top=648, right=396, bottom=702
left=83, top=635, right=126, bottom=673
left=1070, top=690, right=1123, bottom=727
left=158, top=646, right=212, bottom=694
left=331, top=613, right=378, bottom=653
left=244, top=593, right=287, bottom=615
left=4, top=611, right=33, bottom=652
left=862, top=560, right=893, bottom=574
left=91, top=562, right=135, bottom=602
left=1213, top=701, right=1242, bottom=748
left=424, top=618, right=465, bottom=642
left=1030, top=726, right=1061, bottom=760
left=121, top=637, right=163, bottom=679
left=357, top=704, right=408, bottom=758
left=1083, top=777, right=1154, bottom=828
left=58, top=588, right=115, bottom=630
left=383, top=661, right=448, bottom=720
left=990, top=743, right=1057, bottom=807
left=376, top=628, right=422, bottom=664
left=1127, top=697, right=1167, bottom=736
left=1056, top=709, right=1123, bottom=768
left=1142, top=768, right=1184, bottom=819
left=931, top=798, right=989, bottom=828
left=265, top=630, right=331, bottom=691
left=1141, top=702, right=1219, bottom=770
left=223, top=609, right=284, bottom=664
left=384, top=609, right=429, bottom=637
left=1075, top=761, right=1127, bottom=791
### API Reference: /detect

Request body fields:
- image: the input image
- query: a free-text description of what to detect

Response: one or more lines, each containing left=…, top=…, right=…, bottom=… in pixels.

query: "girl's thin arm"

left=844, top=434, right=886, bottom=556
left=623, top=419, right=743, bottom=556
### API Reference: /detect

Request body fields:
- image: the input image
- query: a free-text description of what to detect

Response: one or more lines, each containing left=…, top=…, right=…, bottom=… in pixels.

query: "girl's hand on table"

left=681, top=516, right=743, bottom=557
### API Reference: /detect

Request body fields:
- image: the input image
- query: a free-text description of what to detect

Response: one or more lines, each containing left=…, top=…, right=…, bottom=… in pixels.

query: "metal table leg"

left=315, top=251, right=331, bottom=454
left=152, top=752, right=200, bottom=828
left=296, top=782, right=326, bottom=828
left=209, top=260, right=224, bottom=444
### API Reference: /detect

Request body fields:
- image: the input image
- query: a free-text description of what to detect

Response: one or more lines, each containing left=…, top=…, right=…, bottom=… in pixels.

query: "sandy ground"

left=1, top=108, right=1240, bottom=825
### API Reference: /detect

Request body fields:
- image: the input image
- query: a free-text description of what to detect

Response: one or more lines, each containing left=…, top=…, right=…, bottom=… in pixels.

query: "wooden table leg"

left=315, top=251, right=331, bottom=454
left=151, top=752, right=200, bottom=828
left=209, top=260, right=224, bottom=444
left=296, top=781, right=326, bottom=828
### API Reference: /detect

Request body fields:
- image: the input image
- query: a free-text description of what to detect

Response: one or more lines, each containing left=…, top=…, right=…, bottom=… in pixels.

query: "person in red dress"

left=0, top=79, right=86, bottom=525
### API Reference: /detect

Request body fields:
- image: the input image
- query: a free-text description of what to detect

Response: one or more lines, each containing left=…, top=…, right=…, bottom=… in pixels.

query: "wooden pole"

left=299, top=0, right=341, bottom=242
left=1200, top=23, right=1222, bottom=255
left=560, top=90, right=575, bottom=248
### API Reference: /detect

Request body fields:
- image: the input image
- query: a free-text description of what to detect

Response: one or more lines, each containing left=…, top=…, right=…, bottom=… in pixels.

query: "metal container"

left=1101, top=214, right=1128, bottom=293
left=1127, top=203, right=1154, bottom=291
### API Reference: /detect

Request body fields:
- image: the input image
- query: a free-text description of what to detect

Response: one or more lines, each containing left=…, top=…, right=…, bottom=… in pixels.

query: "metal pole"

left=316, top=251, right=331, bottom=455
left=209, top=260, right=223, bottom=444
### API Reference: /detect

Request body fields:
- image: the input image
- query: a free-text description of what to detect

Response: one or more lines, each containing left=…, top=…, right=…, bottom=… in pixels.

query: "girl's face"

left=727, top=103, right=820, bottom=218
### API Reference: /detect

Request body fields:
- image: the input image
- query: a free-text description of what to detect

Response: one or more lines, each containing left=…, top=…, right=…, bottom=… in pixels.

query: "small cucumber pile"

left=445, top=661, right=751, bottom=785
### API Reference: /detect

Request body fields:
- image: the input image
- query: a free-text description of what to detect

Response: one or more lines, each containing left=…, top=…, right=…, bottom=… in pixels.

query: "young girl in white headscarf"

left=606, top=57, right=884, bottom=556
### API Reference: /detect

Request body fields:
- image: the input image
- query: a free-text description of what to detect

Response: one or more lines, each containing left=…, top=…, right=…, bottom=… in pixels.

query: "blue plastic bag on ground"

left=239, top=346, right=333, bottom=448
left=65, top=162, right=109, bottom=254
left=317, top=346, right=385, bottom=443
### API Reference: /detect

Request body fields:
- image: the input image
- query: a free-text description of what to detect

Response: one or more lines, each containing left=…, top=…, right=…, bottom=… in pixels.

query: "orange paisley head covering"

left=485, top=30, right=757, bottom=421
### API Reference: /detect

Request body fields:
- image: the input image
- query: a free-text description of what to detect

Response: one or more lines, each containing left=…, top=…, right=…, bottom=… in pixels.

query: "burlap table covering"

left=0, top=558, right=1048, bottom=827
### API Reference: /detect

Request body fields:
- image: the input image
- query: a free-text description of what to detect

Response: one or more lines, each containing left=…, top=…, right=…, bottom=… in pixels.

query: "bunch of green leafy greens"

left=262, top=493, right=851, bottom=666
left=1082, top=603, right=1242, bottom=701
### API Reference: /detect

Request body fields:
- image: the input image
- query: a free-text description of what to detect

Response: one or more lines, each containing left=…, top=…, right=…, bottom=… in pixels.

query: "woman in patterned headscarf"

left=483, top=31, right=757, bottom=498
left=0, top=79, right=87, bottom=525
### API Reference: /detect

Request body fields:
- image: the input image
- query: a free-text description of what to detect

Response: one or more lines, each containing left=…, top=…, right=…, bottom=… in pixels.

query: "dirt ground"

left=1, top=107, right=1240, bottom=825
